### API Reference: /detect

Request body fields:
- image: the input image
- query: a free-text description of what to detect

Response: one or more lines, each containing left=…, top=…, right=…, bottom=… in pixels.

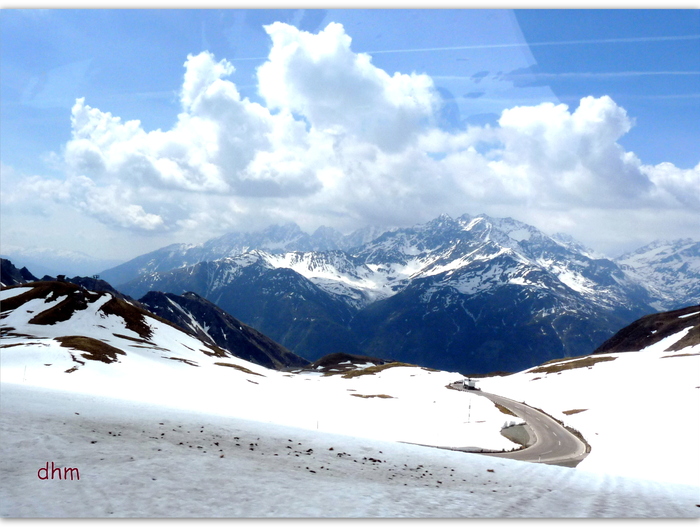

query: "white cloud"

left=12, top=22, right=699, bottom=250
left=12, top=174, right=166, bottom=232
left=492, top=96, right=652, bottom=207
left=257, top=22, right=438, bottom=153
left=643, top=162, right=700, bottom=209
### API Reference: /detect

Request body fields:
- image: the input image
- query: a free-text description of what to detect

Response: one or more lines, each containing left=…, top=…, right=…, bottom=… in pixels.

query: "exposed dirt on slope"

left=2, top=282, right=104, bottom=325
left=527, top=356, right=617, bottom=374
left=55, top=336, right=126, bottom=364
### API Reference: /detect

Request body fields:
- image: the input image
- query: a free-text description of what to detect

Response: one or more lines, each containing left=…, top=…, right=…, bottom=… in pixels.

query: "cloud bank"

left=14, top=22, right=700, bottom=253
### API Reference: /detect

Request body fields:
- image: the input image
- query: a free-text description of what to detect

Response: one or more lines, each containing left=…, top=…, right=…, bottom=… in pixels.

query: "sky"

left=1, top=6, right=699, bottom=267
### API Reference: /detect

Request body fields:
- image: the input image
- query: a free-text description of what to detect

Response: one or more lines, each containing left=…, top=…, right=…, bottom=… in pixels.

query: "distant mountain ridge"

left=616, top=239, right=700, bottom=310
left=11, top=212, right=695, bottom=375
left=100, top=216, right=697, bottom=314
left=99, top=223, right=385, bottom=287
left=1, top=246, right=121, bottom=278
left=111, top=213, right=668, bottom=374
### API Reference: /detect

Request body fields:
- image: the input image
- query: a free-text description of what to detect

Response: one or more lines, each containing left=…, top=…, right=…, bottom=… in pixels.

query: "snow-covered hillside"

left=478, top=319, right=700, bottom=487
left=1, top=283, right=699, bottom=517
left=0, top=283, right=517, bottom=450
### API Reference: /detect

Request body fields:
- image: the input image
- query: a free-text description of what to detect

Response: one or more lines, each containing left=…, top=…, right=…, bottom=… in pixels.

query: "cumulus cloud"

left=257, top=22, right=438, bottom=152
left=17, top=21, right=699, bottom=244
left=488, top=96, right=653, bottom=208
left=643, top=161, right=700, bottom=209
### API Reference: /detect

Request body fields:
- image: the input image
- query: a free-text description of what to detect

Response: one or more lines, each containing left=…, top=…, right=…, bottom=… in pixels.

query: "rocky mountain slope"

left=593, top=304, right=700, bottom=354
left=1, top=258, right=38, bottom=287
left=138, top=290, right=308, bottom=370
left=0, top=280, right=305, bottom=373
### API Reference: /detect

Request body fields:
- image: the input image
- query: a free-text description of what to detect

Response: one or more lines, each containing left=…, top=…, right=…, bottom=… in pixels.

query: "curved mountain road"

left=450, top=385, right=589, bottom=467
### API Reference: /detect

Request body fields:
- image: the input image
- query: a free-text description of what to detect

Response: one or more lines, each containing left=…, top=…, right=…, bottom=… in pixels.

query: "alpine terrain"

left=1, top=279, right=698, bottom=517
left=108, top=213, right=665, bottom=374
left=615, top=239, right=700, bottom=311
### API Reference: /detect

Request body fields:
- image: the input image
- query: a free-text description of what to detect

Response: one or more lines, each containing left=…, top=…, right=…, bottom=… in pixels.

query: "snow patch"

left=0, top=286, right=34, bottom=301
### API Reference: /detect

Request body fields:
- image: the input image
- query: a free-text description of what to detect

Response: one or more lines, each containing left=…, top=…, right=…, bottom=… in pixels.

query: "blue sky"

left=1, top=8, right=698, bottom=269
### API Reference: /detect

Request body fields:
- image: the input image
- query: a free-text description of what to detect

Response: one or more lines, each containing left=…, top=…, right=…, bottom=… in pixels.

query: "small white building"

left=463, top=378, right=479, bottom=390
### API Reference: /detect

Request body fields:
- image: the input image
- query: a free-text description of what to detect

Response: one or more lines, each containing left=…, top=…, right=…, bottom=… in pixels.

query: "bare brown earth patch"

left=98, top=297, right=154, bottom=340
left=1, top=282, right=75, bottom=313
left=0, top=342, right=44, bottom=348
left=562, top=409, right=588, bottom=415
left=17, top=283, right=105, bottom=326
left=528, top=355, right=616, bottom=374
left=540, top=354, right=589, bottom=366
left=308, top=352, right=395, bottom=376
left=661, top=352, right=700, bottom=359
left=112, top=333, right=156, bottom=346
left=163, top=356, right=199, bottom=367
left=341, top=362, right=415, bottom=379
left=494, top=402, right=517, bottom=417
left=594, top=305, right=700, bottom=354
left=0, top=327, right=44, bottom=339
left=214, top=362, right=264, bottom=376
left=129, top=345, right=171, bottom=352
left=350, top=394, right=394, bottom=399
left=199, top=345, right=230, bottom=358
left=666, top=324, right=700, bottom=352
left=55, top=335, right=126, bottom=364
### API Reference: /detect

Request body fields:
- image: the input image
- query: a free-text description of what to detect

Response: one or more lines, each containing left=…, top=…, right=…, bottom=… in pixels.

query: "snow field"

left=3, top=283, right=700, bottom=518
left=478, top=328, right=700, bottom=486
left=1, top=331, right=517, bottom=452
left=1, top=288, right=518, bottom=451
left=2, top=383, right=698, bottom=518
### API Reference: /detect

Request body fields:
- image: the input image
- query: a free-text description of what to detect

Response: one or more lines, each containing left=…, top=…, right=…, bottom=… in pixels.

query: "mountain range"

left=94, top=212, right=698, bottom=374
left=99, top=223, right=384, bottom=288
left=5, top=212, right=696, bottom=375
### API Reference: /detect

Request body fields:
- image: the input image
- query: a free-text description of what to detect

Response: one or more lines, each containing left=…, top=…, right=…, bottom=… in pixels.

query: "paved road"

left=451, top=385, right=589, bottom=467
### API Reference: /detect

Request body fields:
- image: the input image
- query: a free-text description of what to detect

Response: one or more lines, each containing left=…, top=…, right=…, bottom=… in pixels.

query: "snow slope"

left=2, top=383, right=698, bottom=518
left=478, top=327, right=700, bottom=487
left=0, top=283, right=518, bottom=450
left=1, top=283, right=699, bottom=517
